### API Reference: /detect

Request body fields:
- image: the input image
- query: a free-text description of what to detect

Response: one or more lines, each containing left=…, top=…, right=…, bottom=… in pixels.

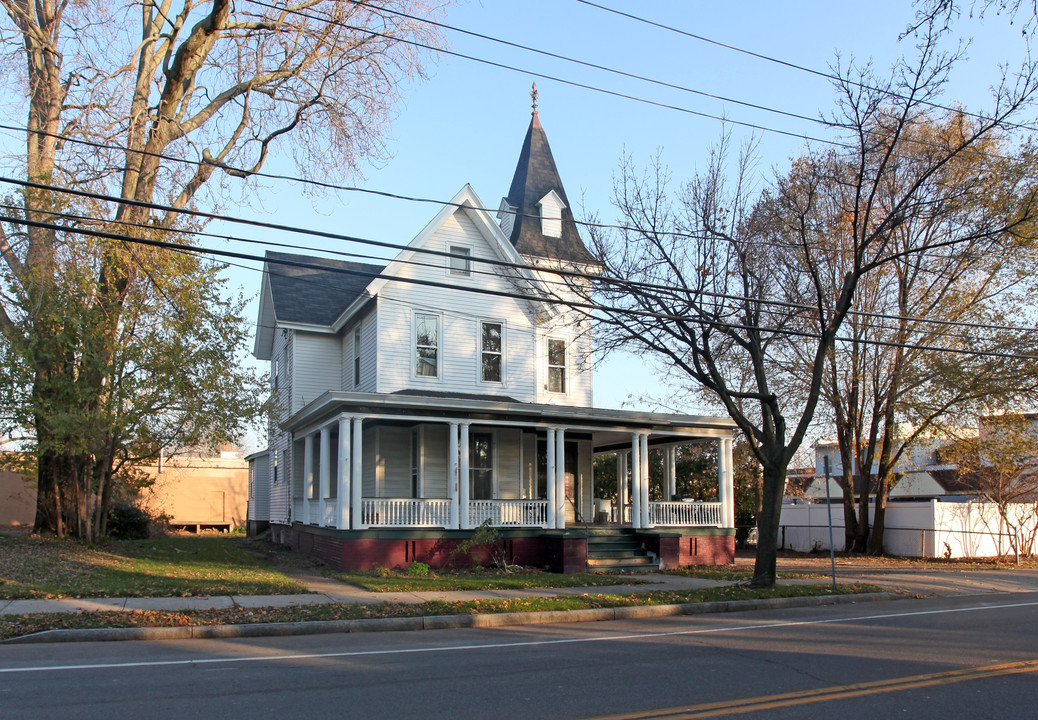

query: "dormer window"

left=537, top=190, right=566, bottom=239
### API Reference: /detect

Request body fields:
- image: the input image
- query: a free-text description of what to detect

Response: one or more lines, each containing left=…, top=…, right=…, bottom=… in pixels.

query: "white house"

left=247, top=104, right=738, bottom=572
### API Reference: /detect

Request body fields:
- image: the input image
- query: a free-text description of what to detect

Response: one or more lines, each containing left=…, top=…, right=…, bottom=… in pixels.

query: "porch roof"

left=284, top=390, right=737, bottom=442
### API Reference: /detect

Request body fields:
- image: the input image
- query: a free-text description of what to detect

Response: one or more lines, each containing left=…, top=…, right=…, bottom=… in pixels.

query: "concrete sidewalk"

left=0, top=572, right=735, bottom=616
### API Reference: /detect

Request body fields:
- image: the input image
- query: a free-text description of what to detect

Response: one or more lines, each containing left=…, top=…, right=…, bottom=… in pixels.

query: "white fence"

left=468, top=499, right=549, bottom=528
left=649, top=501, right=723, bottom=527
left=778, top=500, right=1038, bottom=558
left=362, top=498, right=452, bottom=528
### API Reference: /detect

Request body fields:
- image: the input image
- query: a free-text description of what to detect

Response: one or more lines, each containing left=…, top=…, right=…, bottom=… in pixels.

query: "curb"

left=2, top=592, right=899, bottom=644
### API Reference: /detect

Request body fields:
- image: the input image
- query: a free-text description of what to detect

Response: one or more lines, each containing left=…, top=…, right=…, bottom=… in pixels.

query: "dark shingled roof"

left=266, top=251, right=384, bottom=326
left=504, top=114, right=597, bottom=264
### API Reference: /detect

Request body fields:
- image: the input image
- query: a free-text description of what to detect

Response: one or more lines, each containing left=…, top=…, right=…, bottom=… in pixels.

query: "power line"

left=4, top=212, right=1038, bottom=363
left=575, top=0, right=1038, bottom=135
left=7, top=176, right=1037, bottom=338
left=337, top=0, right=830, bottom=130
left=247, top=0, right=845, bottom=148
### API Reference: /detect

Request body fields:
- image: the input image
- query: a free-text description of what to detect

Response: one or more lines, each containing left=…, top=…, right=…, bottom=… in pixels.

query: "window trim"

left=479, top=319, right=504, bottom=385
left=413, top=311, right=441, bottom=379
left=469, top=429, right=496, bottom=500
left=547, top=337, right=567, bottom=395
left=448, top=244, right=472, bottom=276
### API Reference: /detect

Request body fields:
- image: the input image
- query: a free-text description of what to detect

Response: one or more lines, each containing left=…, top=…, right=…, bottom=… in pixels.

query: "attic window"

left=537, top=190, right=565, bottom=239
left=449, top=245, right=471, bottom=276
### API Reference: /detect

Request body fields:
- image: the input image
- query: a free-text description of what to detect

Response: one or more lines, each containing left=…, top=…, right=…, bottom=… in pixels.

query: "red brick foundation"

left=274, top=525, right=732, bottom=573
left=274, top=525, right=587, bottom=574
left=640, top=531, right=735, bottom=569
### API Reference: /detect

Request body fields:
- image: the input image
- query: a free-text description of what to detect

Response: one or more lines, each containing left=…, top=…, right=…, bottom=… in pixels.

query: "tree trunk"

left=752, top=463, right=787, bottom=587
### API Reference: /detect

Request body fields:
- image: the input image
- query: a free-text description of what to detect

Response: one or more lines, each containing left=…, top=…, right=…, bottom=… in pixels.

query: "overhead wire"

left=6, top=176, right=1038, bottom=339
left=3, top=211, right=1038, bottom=363
left=574, top=0, right=1038, bottom=135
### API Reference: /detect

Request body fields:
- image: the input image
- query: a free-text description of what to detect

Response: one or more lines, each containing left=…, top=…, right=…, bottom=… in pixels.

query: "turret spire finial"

left=530, top=82, right=539, bottom=117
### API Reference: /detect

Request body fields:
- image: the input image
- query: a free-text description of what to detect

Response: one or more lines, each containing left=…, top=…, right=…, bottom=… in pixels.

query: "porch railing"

left=649, top=501, right=722, bottom=527
left=468, top=499, right=549, bottom=528
left=362, top=498, right=452, bottom=527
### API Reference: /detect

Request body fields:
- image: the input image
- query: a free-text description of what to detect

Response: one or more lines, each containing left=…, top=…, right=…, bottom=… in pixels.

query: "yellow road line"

left=580, top=659, right=1038, bottom=720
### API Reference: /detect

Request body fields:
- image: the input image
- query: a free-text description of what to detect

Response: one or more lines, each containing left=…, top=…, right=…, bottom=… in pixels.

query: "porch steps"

left=585, top=529, right=659, bottom=573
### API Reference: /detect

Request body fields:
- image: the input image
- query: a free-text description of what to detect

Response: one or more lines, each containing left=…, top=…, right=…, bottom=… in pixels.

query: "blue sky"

left=216, top=0, right=1028, bottom=437
left=4, top=1, right=1024, bottom=449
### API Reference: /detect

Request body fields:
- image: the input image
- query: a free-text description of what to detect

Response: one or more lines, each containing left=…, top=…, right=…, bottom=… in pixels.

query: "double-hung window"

left=470, top=431, right=493, bottom=500
left=415, top=313, right=439, bottom=378
left=547, top=338, right=566, bottom=393
left=449, top=245, right=471, bottom=276
left=481, top=321, right=503, bottom=383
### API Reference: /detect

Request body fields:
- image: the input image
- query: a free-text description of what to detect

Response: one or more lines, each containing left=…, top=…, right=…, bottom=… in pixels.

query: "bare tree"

left=0, top=0, right=445, bottom=539
left=816, top=116, right=1038, bottom=554
left=583, top=21, right=1038, bottom=585
left=945, top=413, right=1038, bottom=562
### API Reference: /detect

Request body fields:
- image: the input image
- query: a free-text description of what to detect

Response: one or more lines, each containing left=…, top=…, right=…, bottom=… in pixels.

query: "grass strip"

left=0, top=583, right=881, bottom=641
left=664, top=565, right=825, bottom=581
left=0, top=536, right=305, bottom=599
left=338, top=570, right=649, bottom=592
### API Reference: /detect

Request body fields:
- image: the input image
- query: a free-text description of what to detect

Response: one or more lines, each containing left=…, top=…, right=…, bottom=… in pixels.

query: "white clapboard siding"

left=496, top=428, right=522, bottom=499
left=422, top=424, right=449, bottom=498
left=377, top=209, right=540, bottom=399
left=339, top=309, right=377, bottom=392
left=292, top=332, right=341, bottom=413
left=268, top=331, right=292, bottom=525
left=522, top=431, right=538, bottom=499
left=380, top=426, right=412, bottom=497
left=362, top=426, right=377, bottom=496
left=248, top=454, right=270, bottom=521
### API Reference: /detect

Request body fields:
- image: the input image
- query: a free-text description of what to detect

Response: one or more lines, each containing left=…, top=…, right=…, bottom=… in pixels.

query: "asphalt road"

left=1, top=592, right=1036, bottom=720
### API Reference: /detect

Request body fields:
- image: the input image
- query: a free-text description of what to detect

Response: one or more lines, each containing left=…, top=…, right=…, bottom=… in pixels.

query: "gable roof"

left=265, top=251, right=384, bottom=326
left=503, top=113, right=597, bottom=264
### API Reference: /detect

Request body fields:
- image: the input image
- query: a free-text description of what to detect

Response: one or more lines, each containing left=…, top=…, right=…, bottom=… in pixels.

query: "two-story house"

left=247, top=104, right=738, bottom=572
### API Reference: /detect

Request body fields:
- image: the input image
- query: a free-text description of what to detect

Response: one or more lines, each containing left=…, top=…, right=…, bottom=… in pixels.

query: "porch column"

left=718, top=436, right=735, bottom=528
left=303, top=433, right=314, bottom=525
left=546, top=428, right=557, bottom=529
left=318, top=426, right=331, bottom=527
left=351, top=417, right=363, bottom=529
left=459, top=423, right=471, bottom=529
left=448, top=422, right=459, bottom=529
left=616, top=451, right=628, bottom=524
left=555, top=427, right=566, bottom=528
left=665, top=446, right=677, bottom=500
left=336, top=416, right=351, bottom=529
left=630, top=434, right=641, bottom=529
left=640, top=432, right=651, bottom=528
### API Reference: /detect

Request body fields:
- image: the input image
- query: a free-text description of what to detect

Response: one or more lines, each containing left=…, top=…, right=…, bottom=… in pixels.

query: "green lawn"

left=336, top=569, right=649, bottom=592
left=0, top=535, right=306, bottom=599
left=0, top=582, right=882, bottom=640
left=665, top=565, right=825, bottom=581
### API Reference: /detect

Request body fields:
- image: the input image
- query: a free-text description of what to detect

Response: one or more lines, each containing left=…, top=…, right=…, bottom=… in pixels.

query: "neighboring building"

left=137, top=448, right=250, bottom=532
left=248, top=102, right=739, bottom=572
left=795, top=436, right=970, bottom=502
left=0, top=449, right=249, bottom=531
left=0, top=466, right=34, bottom=528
